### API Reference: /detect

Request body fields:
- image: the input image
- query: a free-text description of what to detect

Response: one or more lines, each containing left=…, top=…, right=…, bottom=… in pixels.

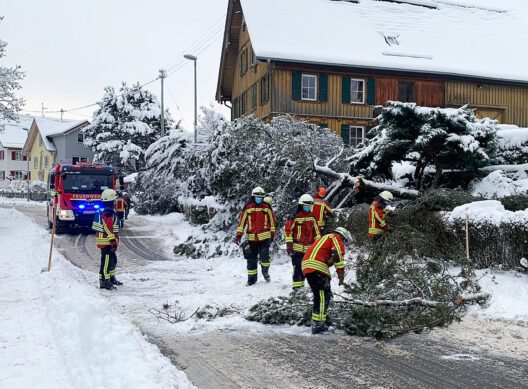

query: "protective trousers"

left=246, top=240, right=271, bottom=285
left=306, top=272, right=332, bottom=322
left=99, top=245, right=117, bottom=282
left=291, top=252, right=305, bottom=289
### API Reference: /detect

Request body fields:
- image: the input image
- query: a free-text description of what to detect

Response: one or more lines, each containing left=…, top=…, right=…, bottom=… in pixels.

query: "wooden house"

left=216, top=0, right=528, bottom=146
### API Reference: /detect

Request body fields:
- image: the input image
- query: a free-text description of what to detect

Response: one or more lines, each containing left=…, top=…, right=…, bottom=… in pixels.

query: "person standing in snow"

left=368, top=191, right=393, bottom=241
left=312, top=187, right=334, bottom=234
left=92, top=189, right=123, bottom=290
left=302, top=227, right=352, bottom=334
left=116, top=191, right=127, bottom=228
left=236, top=187, right=276, bottom=286
left=285, top=194, right=321, bottom=292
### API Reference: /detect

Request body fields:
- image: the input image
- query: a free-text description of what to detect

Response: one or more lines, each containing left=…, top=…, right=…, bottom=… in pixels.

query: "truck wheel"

left=54, top=219, right=67, bottom=234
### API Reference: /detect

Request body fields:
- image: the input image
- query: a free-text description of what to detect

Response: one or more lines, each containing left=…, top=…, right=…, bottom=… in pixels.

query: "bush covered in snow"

left=495, top=127, right=528, bottom=165
left=349, top=102, right=498, bottom=189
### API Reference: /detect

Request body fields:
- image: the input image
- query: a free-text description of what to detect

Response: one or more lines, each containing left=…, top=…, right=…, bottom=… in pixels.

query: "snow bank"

left=446, top=200, right=528, bottom=225
left=471, top=170, right=528, bottom=198
left=0, top=208, right=193, bottom=389
left=497, top=127, right=528, bottom=149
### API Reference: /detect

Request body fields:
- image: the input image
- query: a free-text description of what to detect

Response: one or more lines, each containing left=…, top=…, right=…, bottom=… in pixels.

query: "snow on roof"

left=241, top=0, right=528, bottom=83
left=0, top=115, right=34, bottom=149
left=33, top=117, right=87, bottom=152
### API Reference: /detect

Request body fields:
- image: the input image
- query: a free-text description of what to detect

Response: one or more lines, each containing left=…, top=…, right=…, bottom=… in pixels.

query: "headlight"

left=57, top=209, right=75, bottom=221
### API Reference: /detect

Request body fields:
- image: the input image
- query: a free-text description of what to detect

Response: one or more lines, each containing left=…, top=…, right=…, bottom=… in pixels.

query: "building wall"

left=446, top=82, right=528, bottom=127
left=28, top=134, right=55, bottom=183
left=52, top=126, right=93, bottom=163
left=0, top=146, right=29, bottom=180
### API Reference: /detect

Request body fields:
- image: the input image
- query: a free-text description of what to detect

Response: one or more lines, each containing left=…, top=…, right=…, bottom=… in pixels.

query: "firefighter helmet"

left=251, top=186, right=266, bottom=197
left=101, top=188, right=118, bottom=202
left=379, top=191, right=394, bottom=202
left=264, top=196, right=273, bottom=204
left=298, top=194, right=314, bottom=206
left=335, top=227, right=352, bottom=242
left=316, top=187, right=327, bottom=197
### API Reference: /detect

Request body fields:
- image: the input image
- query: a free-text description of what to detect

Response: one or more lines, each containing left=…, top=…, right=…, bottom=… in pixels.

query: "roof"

left=238, top=0, right=528, bottom=84
left=0, top=115, right=34, bottom=149
left=32, top=117, right=88, bottom=152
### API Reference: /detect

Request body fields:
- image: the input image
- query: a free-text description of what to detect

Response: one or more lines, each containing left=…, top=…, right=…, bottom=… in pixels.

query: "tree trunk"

left=432, top=157, right=442, bottom=189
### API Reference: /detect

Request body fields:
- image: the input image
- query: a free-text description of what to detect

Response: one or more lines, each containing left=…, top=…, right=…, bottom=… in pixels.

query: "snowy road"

left=6, top=202, right=528, bottom=389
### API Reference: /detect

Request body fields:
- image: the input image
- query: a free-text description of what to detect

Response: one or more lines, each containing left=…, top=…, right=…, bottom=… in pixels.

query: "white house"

left=0, top=115, right=33, bottom=181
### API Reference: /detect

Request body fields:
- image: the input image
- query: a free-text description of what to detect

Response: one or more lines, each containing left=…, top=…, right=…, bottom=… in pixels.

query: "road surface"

left=8, top=204, right=528, bottom=389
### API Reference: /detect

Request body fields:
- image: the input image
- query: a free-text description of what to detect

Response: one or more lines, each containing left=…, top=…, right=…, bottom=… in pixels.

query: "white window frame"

left=34, top=157, right=38, bottom=169
left=350, top=79, right=366, bottom=104
left=301, top=74, right=317, bottom=101
left=349, top=126, right=365, bottom=147
left=14, top=171, right=24, bottom=179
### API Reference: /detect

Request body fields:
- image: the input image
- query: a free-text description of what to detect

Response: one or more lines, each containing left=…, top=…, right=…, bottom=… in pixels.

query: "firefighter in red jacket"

left=313, top=187, right=333, bottom=233
left=302, top=227, right=352, bottom=334
left=116, top=191, right=127, bottom=228
left=92, top=189, right=123, bottom=290
left=368, top=191, right=393, bottom=240
left=236, top=186, right=276, bottom=285
left=285, top=194, right=321, bottom=291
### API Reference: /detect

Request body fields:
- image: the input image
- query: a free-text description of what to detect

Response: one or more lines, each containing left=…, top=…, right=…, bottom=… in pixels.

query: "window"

left=251, top=84, right=257, bottom=111
left=77, top=133, right=84, bottom=143
left=240, top=91, right=248, bottom=116
left=250, top=49, right=257, bottom=68
left=240, top=47, right=248, bottom=76
left=14, top=151, right=23, bottom=160
left=260, top=75, right=269, bottom=104
left=301, top=74, right=317, bottom=101
left=399, top=81, right=414, bottom=102
left=349, top=79, right=365, bottom=104
left=0, top=150, right=4, bottom=160
left=349, top=126, right=365, bottom=147
left=81, top=157, right=88, bottom=162
left=233, top=97, right=239, bottom=119
left=39, top=136, right=43, bottom=147
left=14, top=171, right=24, bottom=179
left=34, top=157, right=38, bottom=169
left=44, top=156, right=49, bottom=168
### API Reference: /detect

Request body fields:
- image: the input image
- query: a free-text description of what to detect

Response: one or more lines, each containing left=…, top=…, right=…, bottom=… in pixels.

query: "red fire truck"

left=47, top=162, right=117, bottom=233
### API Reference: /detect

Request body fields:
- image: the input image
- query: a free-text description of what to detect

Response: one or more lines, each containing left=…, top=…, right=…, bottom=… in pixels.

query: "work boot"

left=111, top=277, right=123, bottom=286
left=99, top=280, right=115, bottom=290
left=311, top=321, right=328, bottom=335
left=262, top=269, right=271, bottom=283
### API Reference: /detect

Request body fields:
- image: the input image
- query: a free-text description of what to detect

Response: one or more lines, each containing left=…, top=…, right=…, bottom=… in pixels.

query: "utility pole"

left=41, top=102, right=47, bottom=117
left=60, top=109, right=64, bottom=122
left=183, top=54, right=198, bottom=143
left=159, top=69, right=167, bottom=137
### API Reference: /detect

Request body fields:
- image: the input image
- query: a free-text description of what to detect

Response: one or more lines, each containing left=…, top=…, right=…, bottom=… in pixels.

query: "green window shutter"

left=341, top=125, right=350, bottom=145
left=292, top=71, right=302, bottom=100
left=367, top=78, right=376, bottom=105
left=342, top=76, right=351, bottom=104
left=319, top=73, right=328, bottom=102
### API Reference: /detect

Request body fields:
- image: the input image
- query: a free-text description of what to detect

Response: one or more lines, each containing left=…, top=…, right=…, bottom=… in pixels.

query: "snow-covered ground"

left=0, top=208, right=194, bottom=389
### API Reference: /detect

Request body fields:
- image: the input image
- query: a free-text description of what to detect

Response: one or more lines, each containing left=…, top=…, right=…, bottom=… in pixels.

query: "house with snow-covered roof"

left=22, top=117, right=91, bottom=182
left=216, top=0, right=528, bottom=147
left=0, top=115, right=33, bottom=180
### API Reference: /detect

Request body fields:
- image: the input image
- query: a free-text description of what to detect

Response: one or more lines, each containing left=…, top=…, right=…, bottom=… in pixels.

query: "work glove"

left=110, top=239, right=118, bottom=253
left=338, top=273, right=345, bottom=286
left=235, top=236, right=241, bottom=246
left=286, top=243, right=294, bottom=255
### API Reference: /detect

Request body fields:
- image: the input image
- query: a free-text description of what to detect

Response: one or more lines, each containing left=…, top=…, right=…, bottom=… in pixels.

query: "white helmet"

left=251, top=186, right=266, bottom=197
left=335, top=227, right=352, bottom=242
left=264, top=196, right=273, bottom=204
left=101, top=188, right=118, bottom=202
left=298, top=194, right=314, bottom=206
left=379, top=191, right=394, bottom=202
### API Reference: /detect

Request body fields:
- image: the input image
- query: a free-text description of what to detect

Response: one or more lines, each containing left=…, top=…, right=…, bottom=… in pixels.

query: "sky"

left=0, top=0, right=230, bottom=130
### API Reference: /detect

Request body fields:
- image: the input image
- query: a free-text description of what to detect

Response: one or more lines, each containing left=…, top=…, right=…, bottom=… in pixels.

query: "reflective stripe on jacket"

left=236, top=201, right=276, bottom=242
left=312, top=196, right=332, bottom=228
left=92, top=208, right=120, bottom=248
left=284, top=210, right=321, bottom=253
left=368, top=199, right=387, bottom=237
left=116, top=198, right=127, bottom=212
left=302, top=233, right=345, bottom=278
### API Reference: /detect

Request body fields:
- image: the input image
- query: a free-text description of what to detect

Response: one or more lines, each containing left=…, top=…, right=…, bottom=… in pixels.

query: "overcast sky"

left=0, top=0, right=230, bottom=129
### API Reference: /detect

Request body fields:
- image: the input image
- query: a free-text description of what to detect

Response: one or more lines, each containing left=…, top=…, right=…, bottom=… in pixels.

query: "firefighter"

left=122, top=190, right=132, bottom=220
left=368, top=191, right=394, bottom=240
left=313, top=187, right=333, bottom=233
left=285, top=194, right=320, bottom=292
left=92, top=189, right=122, bottom=290
left=302, top=227, right=352, bottom=334
left=236, top=186, right=276, bottom=285
left=116, top=190, right=127, bottom=228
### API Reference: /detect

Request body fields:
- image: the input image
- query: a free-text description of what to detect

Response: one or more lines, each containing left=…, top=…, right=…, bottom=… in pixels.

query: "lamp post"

left=183, top=54, right=198, bottom=143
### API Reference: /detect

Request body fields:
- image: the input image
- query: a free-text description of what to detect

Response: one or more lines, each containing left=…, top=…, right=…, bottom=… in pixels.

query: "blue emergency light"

left=79, top=204, right=86, bottom=210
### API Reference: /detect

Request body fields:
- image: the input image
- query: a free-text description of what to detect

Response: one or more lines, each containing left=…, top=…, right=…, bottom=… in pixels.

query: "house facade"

left=0, top=116, right=33, bottom=180
left=217, top=0, right=528, bottom=147
left=22, top=117, right=91, bottom=182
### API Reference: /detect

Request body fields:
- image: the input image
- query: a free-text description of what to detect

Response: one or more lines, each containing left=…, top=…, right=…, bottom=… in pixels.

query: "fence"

left=0, top=190, right=48, bottom=202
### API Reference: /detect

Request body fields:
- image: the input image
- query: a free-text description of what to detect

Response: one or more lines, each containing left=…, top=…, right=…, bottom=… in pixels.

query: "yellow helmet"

left=264, top=196, right=273, bottom=204
left=379, top=191, right=394, bottom=202
left=101, top=189, right=118, bottom=202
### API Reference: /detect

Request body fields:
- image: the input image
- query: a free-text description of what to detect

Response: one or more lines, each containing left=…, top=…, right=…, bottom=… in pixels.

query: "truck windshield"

left=61, top=174, right=113, bottom=194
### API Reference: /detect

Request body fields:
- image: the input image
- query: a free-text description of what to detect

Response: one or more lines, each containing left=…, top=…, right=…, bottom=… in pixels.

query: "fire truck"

left=47, top=162, right=117, bottom=233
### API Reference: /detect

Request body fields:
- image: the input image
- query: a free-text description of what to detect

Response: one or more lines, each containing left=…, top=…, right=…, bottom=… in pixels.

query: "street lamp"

left=183, top=54, right=198, bottom=143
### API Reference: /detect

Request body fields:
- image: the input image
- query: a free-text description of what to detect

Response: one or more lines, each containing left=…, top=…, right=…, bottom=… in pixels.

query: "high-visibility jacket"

left=312, top=195, right=333, bottom=229
left=302, top=233, right=345, bottom=278
left=284, top=209, right=321, bottom=253
left=368, top=199, right=388, bottom=237
left=92, top=207, right=120, bottom=248
left=236, top=201, right=276, bottom=242
left=116, top=197, right=127, bottom=213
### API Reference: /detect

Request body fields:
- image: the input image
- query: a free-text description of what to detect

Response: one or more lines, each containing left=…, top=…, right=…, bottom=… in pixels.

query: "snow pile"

left=471, top=170, right=528, bottom=198
left=0, top=208, right=193, bottom=389
left=493, top=126, right=528, bottom=165
left=446, top=200, right=528, bottom=225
